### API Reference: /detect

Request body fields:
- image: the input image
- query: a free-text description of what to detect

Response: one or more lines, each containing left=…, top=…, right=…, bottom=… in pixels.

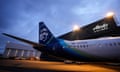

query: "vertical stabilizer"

left=39, top=22, right=58, bottom=45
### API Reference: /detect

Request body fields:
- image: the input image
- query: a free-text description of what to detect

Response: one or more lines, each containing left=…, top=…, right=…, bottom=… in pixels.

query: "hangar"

left=3, top=42, right=41, bottom=59
left=58, top=16, right=120, bottom=40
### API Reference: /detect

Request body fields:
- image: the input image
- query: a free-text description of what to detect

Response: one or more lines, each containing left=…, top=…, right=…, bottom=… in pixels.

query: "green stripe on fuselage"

left=59, top=39, right=98, bottom=59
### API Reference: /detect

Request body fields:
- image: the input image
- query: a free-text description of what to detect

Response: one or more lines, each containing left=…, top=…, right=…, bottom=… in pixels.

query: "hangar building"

left=3, top=42, right=41, bottom=59
left=58, top=16, right=120, bottom=40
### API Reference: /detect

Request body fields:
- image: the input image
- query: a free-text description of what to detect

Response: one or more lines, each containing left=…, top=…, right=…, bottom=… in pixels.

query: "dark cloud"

left=0, top=0, right=21, bottom=28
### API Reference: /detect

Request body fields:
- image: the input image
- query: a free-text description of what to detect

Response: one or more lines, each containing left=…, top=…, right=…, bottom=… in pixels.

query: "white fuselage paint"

left=64, top=37, right=120, bottom=60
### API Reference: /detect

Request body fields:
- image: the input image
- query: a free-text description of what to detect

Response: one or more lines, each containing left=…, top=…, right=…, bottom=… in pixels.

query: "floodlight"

left=73, top=25, right=80, bottom=31
left=106, top=12, right=114, bottom=18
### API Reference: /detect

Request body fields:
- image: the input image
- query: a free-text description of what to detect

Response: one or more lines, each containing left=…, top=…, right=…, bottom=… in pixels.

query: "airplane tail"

left=39, top=22, right=58, bottom=45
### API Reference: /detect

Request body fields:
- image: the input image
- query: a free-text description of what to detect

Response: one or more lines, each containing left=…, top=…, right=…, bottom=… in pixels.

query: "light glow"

left=106, top=12, right=114, bottom=18
left=73, top=25, right=80, bottom=31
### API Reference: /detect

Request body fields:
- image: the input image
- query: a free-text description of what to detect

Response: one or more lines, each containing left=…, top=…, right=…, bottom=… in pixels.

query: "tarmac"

left=0, top=59, right=120, bottom=72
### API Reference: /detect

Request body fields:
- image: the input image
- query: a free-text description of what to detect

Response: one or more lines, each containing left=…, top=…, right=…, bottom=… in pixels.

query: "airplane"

left=2, top=22, right=120, bottom=63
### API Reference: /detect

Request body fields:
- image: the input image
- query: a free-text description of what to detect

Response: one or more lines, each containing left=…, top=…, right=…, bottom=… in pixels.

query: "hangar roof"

left=58, top=16, right=120, bottom=40
left=5, top=42, right=35, bottom=51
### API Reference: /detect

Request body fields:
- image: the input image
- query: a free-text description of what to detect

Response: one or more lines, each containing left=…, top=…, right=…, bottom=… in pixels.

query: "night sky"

left=0, top=0, right=120, bottom=53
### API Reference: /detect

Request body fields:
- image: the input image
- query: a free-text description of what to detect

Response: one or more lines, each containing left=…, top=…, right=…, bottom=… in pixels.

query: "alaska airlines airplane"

left=3, top=22, right=120, bottom=62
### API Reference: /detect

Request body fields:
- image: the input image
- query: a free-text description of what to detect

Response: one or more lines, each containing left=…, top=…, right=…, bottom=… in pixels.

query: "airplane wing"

left=2, top=33, right=45, bottom=48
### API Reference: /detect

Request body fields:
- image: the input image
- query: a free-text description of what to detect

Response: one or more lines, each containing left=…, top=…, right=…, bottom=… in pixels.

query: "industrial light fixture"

left=73, top=24, right=80, bottom=31
left=106, top=12, right=114, bottom=18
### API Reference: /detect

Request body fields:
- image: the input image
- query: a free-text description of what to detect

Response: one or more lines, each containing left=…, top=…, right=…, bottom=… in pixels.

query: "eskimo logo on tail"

left=39, top=22, right=59, bottom=45
left=40, top=28, right=48, bottom=42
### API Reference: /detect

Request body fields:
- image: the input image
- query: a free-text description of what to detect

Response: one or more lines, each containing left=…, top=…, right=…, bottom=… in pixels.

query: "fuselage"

left=51, top=37, right=120, bottom=62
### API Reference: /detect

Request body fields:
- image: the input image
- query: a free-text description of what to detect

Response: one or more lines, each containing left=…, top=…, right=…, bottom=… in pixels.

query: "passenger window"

left=118, top=42, right=120, bottom=45
left=110, top=43, right=112, bottom=46
left=83, top=45, right=85, bottom=48
left=80, top=45, right=82, bottom=48
left=86, top=45, right=88, bottom=48
left=114, top=42, right=116, bottom=46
